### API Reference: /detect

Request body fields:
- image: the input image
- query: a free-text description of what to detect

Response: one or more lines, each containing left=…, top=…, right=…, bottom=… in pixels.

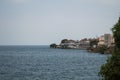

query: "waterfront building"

left=98, top=34, right=114, bottom=47
left=79, top=38, right=90, bottom=49
left=98, top=36, right=105, bottom=46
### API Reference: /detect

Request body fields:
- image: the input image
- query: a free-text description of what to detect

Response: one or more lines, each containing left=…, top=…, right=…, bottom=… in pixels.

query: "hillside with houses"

left=50, top=33, right=115, bottom=54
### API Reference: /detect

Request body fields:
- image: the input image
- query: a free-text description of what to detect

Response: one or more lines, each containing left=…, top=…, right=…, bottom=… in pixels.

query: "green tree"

left=112, top=17, right=120, bottom=50
left=98, top=45, right=107, bottom=54
left=99, top=17, right=120, bottom=80
left=89, top=38, right=99, bottom=47
left=61, top=39, right=68, bottom=43
left=50, top=43, right=57, bottom=48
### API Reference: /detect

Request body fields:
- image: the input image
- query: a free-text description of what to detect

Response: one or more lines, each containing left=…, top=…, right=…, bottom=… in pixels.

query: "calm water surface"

left=0, top=46, right=110, bottom=80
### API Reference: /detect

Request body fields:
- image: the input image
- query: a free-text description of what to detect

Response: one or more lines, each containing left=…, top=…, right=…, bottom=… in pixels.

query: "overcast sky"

left=0, top=0, right=120, bottom=45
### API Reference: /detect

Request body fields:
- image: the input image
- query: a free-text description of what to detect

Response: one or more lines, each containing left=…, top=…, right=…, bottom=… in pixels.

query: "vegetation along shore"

left=50, top=33, right=114, bottom=54
left=50, top=17, right=120, bottom=79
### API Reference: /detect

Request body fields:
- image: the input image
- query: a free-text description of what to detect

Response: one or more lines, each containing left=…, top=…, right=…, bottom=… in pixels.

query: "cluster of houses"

left=50, top=34, right=114, bottom=50
left=59, top=38, right=90, bottom=49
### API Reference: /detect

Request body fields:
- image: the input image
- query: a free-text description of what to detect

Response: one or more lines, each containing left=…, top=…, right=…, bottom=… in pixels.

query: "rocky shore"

left=50, top=36, right=114, bottom=54
left=50, top=39, right=90, bottom=49
left=87, top=46, right=114, bottom=54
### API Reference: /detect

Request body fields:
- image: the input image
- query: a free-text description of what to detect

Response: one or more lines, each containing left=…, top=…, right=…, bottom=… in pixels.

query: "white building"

left=98, top=36, right=105, bottom=46
left=98, top=34, right=114, bottom=47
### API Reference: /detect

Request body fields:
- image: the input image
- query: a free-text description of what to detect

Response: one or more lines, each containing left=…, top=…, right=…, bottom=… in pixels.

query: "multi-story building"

left=98, top=34, right=114, bottom=47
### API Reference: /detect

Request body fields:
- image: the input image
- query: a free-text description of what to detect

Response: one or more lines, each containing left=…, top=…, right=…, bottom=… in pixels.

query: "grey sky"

left=0, top=0, right=120, bottom=45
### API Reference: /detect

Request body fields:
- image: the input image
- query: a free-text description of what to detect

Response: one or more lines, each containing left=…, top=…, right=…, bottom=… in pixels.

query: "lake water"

left=0, top=46, right=109, bottom=80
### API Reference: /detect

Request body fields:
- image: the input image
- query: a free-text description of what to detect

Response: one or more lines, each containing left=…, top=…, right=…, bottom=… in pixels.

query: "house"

left=79, top=38, right=90, bottom=49
left=98, top=36, right=105, bottom=46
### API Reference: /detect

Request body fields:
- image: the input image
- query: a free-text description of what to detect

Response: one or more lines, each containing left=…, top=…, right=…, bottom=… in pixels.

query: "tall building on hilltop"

left=98, top=34, right=114, bottom=47
left=104, top=34, right=114, bottom=46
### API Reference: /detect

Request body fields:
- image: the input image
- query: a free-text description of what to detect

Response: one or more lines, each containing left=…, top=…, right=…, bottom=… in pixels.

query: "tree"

left=50, top=43, right=57, bottom=48
left=99, top=17, right=120, bottom=80
left=89, top=38, right=99, bottom=47
left=61, top=39, right=68, bottom=43
left=98, top=45, right=107, bottom=54
left=112, top=17, right=120, bottom=50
